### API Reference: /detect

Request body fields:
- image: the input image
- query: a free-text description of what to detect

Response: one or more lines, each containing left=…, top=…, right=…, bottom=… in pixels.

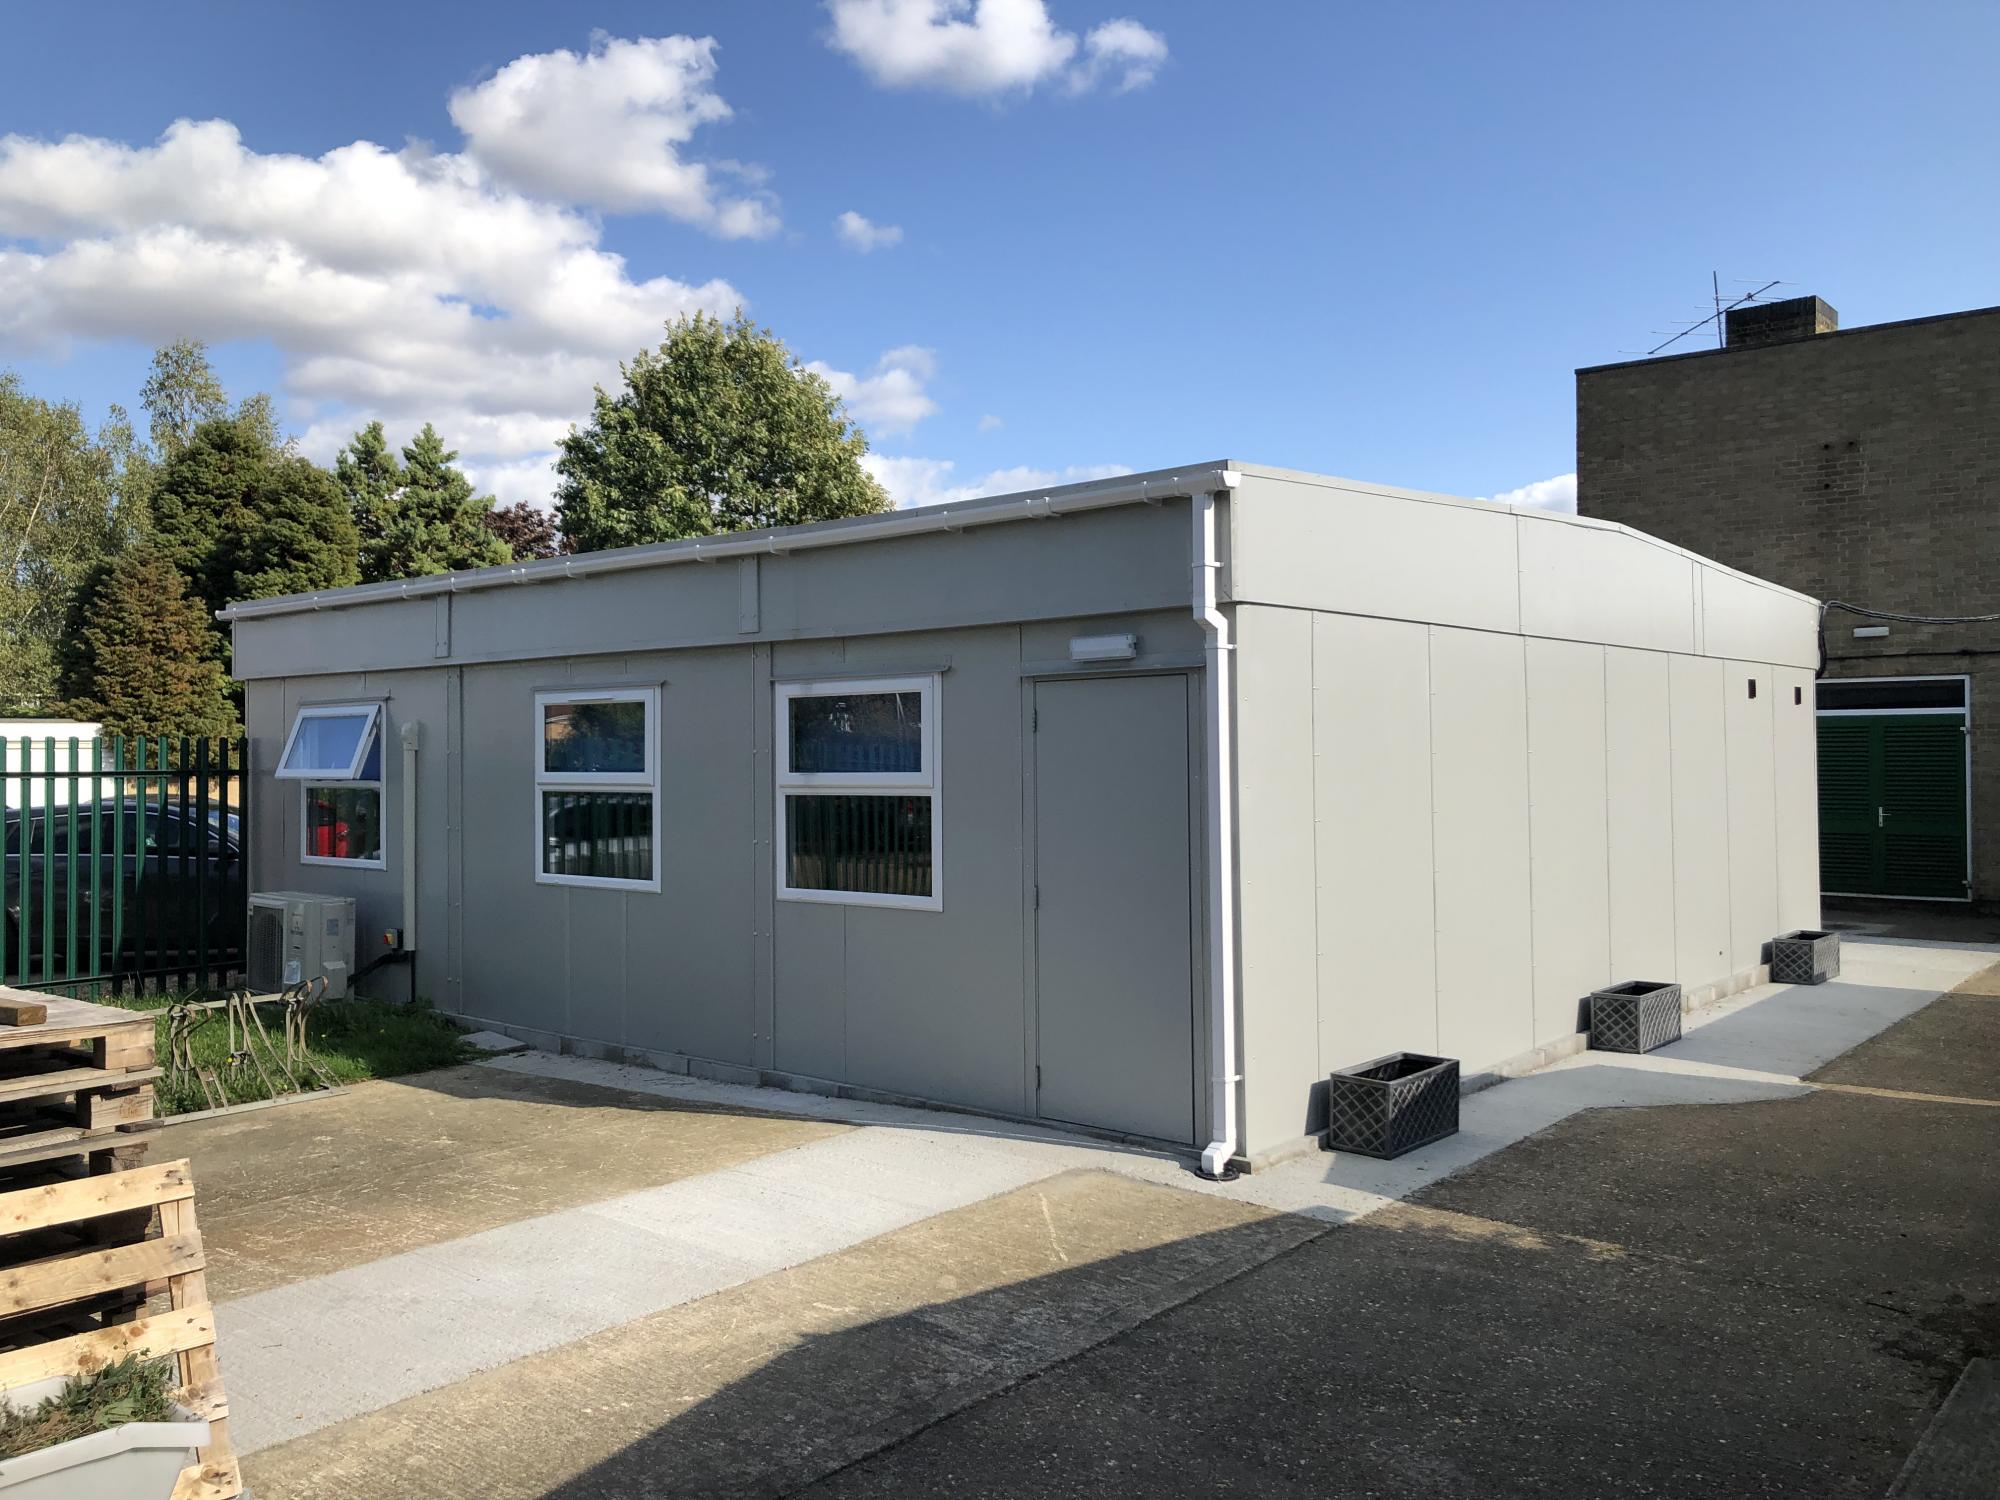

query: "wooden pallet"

left=0, top=990, right=158, bottom=1183
left=0, top=1159, right=240, bottom=1499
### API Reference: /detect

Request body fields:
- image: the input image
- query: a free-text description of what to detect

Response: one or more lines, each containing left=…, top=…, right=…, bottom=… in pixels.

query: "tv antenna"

left=1637, top=276, right=1785, bottom=357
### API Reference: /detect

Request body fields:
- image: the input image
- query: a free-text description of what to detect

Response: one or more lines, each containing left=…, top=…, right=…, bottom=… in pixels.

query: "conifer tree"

left=336, top=421, right=402, bottom=558
left=362, top=424, right=508, bottom=581
left=66, top=551, right=238, bottom=737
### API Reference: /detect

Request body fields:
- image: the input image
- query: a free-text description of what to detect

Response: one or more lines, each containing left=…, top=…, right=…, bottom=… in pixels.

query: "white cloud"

left=825, top=0, right=1167, bottom=97
left=464, top=453, right=560, bottom=509
left=864, top=453, right=1129, bottom=508
left=0, top=37, right=792, bottom=512
left=976, top=412, right=1003, bottom=432
left=806, top=345, right=939, bottom=435
left=1074, top=19, right=1169, bottom=92
left=448, top=34, right=777, bottom=235
left=834, top=209, right=903, bottom=251
left=1485, top=472, right=1578, bottom=513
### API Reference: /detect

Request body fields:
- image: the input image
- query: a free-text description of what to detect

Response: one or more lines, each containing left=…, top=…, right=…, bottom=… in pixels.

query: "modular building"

left=223, top=462, right=1822, bottom=1170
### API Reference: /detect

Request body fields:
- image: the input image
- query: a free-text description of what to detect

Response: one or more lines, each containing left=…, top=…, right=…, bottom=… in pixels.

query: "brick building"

left=1577, top=296, right=2000, bottom=905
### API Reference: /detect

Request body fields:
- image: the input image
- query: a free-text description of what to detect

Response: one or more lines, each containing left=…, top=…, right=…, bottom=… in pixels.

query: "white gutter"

left=216, top=466, right=1242, bottom=623
left=1193, top=477, right=1242, bottom=1179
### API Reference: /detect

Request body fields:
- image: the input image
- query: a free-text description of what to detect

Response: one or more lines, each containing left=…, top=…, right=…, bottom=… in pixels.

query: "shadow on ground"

left=533, top=994, right=2000, bottom=1500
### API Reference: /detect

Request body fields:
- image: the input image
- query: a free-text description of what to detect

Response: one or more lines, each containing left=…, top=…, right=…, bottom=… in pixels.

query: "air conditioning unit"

left=247, top=892, right=357, bottom=998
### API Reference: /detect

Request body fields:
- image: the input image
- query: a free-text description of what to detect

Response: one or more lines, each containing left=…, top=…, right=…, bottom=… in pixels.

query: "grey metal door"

left=1033, top=673, right=1196, bottom=1143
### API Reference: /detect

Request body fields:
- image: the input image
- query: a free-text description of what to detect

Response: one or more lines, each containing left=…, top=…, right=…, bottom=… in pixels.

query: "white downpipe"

left=1193, top=484, right=1241, bottom=1179
left=400, top=722, right=420, bottom=953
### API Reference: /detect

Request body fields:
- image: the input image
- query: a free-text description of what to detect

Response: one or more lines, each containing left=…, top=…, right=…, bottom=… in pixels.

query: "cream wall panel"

left=1232, top=607, right=1322, bottom=1151
left=1429, top=628, right=1535, bottom=1069
left=1311, top=613, right=1439, bottom=1070
left=1773, top=666, right=1822, bottom=931
left=1726, top=660, right=1781, bottom=972
left=1231, top=475, right=1522, bottom=634
left=1667, top=656, right=1732, bottom=987
left=1700, top=566, right=1819, bottom=669
left=1517, top=521, right=1697, bottom=655
left=1605, top=649, right=1678, bottom=980
left=1525, top=638, right=1611, bottom=1045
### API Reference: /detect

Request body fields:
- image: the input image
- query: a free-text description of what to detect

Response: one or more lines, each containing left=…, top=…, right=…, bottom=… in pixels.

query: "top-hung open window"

left=275, top=704, right=383, bottom=781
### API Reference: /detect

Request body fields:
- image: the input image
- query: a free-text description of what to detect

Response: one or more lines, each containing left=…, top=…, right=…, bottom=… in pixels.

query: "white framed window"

left=535, top=687, right=660, bottom=891
left=277, top=704, right=381, bottom=781
left=282, top=704, right=387, bottom=868
left=776, top=675, right=940, bottom=911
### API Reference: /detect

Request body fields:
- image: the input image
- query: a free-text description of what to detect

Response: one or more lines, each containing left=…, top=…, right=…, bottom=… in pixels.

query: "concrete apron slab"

left=162, top=1063, right=849, bottom=1300
left=476, top=939, right=1990, bottom=1228
left=242, top=1170, right=1321, bottom=1500
left=217, top=939, right=1989, bottom=1477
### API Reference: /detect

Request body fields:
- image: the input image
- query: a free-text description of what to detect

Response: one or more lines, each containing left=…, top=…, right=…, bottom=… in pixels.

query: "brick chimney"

left=1725, top=295, right=1839, bottom=350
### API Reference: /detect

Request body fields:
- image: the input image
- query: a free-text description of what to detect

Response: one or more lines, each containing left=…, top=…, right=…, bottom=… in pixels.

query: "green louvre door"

left=1818, top=713, right=1969, bottom=899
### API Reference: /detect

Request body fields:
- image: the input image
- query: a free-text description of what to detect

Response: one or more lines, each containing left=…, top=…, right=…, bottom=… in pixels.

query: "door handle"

left=1878, top=807, right=1890, bottom=827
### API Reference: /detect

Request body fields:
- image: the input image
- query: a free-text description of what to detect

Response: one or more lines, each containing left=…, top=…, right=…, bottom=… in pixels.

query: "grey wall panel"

left=772, top=900, right=845, bottom=1078
left=623, top=649, right=757, bottom=1064
left=1773, top=666, right=1822, bottom=931
left=1310, top=612, right=1438, bottom=1069
left=764, top=506, right=1192, bottom=643
left=1725, top=659, right=1781, bottom=971
left=1518, top=520, right=1697, bottom=655
left=235, top=502, right=1195, bottom=680
left=1230, top=606, right=1320, bottom=1153
left=454, top=659, right=579, bottom=1032
left=1524, top=638, right=1612, bottom=1045
left=1667, top=655, right=1731, bottom=987
left=830, top=628, right=1027, bottom=1116
left=1604, top=648, right=1678, bottom=981
left=1701, top=566, right=1820, bottom=669
left=564, top=893, right=628, bottom=1045
left=1428, top=628, right=1535, bottom=1070
left=1231, top=474, right=1524, bottom=635
left=235, top=600, right=440, bottom=682
left=1017, top=609, right=1205, bottom=667
left=243, top=681, right=287, bottom=932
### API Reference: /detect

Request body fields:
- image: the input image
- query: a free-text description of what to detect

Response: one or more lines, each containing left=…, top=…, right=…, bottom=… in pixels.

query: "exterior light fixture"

left=1069, top=633, right=1140, bottom=662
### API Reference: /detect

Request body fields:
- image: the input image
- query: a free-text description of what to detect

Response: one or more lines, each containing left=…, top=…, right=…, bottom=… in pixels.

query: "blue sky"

left=1, top=1, right=1995, bottom=512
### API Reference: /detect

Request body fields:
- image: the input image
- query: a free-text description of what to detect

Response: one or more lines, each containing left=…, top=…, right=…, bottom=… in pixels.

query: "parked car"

left=1, top=799, right=244, bottom=980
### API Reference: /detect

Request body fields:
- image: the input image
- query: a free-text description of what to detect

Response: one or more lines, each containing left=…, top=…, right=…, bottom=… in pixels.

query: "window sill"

left=778, top=887, right=942, bottom=913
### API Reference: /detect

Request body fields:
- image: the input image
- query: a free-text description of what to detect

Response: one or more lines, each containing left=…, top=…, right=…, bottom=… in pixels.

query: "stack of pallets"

left=0, top=1159, right=240, bottom=1497
left=0, top=987, right=160, bottom=1185
left=0, top=990, right=240, bottom=1496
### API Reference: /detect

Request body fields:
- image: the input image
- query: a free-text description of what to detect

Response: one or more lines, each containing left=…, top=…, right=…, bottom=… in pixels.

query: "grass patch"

left=107, top=992, right=477, bottom=1116
left=0, top=1356, right=177, bottom=1460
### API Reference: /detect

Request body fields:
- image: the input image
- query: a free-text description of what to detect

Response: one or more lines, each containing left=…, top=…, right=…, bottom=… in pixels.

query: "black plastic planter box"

left=1589, top=980, right=1682, bottom=1054
left=1771, top=929, right=1841, bottom=985
left=1324, top=1052, right=1460, bottom=1159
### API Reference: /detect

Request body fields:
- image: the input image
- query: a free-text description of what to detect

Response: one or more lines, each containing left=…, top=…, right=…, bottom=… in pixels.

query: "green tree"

left=484, top=500, right=567, bottom=561
left=361, top=424, right=508, bottom=582
left=555, top=310, right=889, bottom=553
left=65, top=550, right=238, bottom=738
left=336, top=421, right=401, bottom=555
left=150, top=414, right=359, bottom=624
left=0, top=375, right=138, bottom=713
left=138, top=339, right=230, bottom=460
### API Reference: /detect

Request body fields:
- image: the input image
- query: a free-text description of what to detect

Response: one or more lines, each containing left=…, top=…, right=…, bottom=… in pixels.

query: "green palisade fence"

left=2, top=736, right=247, bottom=996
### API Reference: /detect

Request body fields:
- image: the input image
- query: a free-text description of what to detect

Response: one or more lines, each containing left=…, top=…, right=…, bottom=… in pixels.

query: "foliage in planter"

left=0, top=1356, right=175, bottom=1461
